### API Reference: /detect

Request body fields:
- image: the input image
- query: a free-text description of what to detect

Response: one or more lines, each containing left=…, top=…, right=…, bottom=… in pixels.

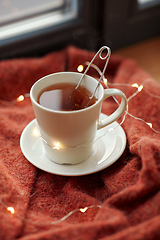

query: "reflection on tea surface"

left=38, top=83, right=97, bottom=111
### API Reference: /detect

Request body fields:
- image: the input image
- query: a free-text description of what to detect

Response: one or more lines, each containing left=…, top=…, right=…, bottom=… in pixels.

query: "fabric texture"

left=0, top=46, right=160, bottom=240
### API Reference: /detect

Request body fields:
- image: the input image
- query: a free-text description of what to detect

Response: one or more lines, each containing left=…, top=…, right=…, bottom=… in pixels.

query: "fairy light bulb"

left=17, top=95, right=24, bottom=102
left=77, top=65, right=84, bottom=72
left=131, top=83, right=143, bottom=92
left=80, top=207, right=88, bottom=213
left=138, top=85, right=143, bottom=92
left=103, top=78, right=108, bottom=85
left=147, top=122, right=152, bottom=128
left=132, top=83, right=139, bottom=88
left=7, top=207, right=15, bottom=214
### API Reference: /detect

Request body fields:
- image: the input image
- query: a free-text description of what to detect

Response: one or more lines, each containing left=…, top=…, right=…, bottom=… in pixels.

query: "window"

left=102, top=0, right=160, bottom=50
left=0, top=0, right=65, bottom=25
left=0, top=0, right=78, bottom=49
left=138, top=0, right=160, bottom=9
left=0, top=0, right=94, bottom=59
left=0, top=0, right=160, bottom=58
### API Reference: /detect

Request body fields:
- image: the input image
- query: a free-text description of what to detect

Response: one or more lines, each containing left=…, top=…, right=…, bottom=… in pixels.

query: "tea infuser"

left=71, top=46, right=111, bottom=107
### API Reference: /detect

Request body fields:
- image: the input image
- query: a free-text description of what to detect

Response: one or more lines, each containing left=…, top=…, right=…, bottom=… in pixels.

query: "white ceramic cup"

left=30, top=72, right=127, bottom=164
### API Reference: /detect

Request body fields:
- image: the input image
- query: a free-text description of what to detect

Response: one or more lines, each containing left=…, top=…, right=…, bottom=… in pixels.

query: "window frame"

left=102, top=0, right=160, bottom=50
left=0, top=0, right=98, bottom=59
left=1, top=0, right=160, bottom=58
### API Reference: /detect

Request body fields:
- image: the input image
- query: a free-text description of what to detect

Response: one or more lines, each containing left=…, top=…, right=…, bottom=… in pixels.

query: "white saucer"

left=20, top=113, right=126, bottom=176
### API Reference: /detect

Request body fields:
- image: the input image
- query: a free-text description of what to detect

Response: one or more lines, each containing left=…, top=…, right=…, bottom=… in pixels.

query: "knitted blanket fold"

left=0, top=46, right=160, bottom=240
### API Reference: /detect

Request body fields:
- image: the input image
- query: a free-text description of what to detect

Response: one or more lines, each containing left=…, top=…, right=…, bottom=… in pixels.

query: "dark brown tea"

left=38, top=82, right=98, bottom=111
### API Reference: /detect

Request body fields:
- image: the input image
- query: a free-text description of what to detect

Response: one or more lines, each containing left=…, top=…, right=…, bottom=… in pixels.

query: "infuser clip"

left=75, top=46, right=111, bottom=98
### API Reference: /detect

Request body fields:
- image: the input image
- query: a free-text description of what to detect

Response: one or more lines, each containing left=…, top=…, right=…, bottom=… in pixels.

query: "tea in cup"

left=30, top=72, right=127, bottom=164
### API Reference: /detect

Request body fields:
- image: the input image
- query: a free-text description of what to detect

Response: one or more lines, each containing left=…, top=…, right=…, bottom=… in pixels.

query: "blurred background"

left=0, top=0, right=160, bottom=80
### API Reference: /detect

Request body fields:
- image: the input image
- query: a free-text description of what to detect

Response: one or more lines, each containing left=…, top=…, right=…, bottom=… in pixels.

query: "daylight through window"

left=0, top=0, right=78, bottom=42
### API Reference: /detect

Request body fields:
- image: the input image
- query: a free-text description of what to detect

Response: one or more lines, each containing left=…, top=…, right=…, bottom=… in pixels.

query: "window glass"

left=138, top=0, right=160, bottom=9
left=0, top=0, right=65, bottom=25
left=0, top=0, right=78, bottom=42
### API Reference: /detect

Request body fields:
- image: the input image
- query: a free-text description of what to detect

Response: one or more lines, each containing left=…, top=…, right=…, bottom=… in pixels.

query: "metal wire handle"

left=75, top=46, right=111, bottom=97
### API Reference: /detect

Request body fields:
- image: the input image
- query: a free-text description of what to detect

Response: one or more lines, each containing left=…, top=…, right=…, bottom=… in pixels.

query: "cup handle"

left=98, top=88, right=127, bottom=129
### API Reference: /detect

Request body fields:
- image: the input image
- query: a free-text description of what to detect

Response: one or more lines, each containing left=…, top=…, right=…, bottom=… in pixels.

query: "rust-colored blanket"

left=0, top=46, right=160, bottom=240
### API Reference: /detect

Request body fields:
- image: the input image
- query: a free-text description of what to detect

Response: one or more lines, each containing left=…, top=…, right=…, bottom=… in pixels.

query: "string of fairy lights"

left=0, top=57, right=160, bottom=226
left=78, top=62, right=160, bottom=133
